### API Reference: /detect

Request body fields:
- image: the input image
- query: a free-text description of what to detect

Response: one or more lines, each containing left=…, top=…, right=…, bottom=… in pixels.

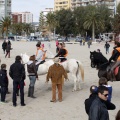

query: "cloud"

left=12, top=0, right=54, bottom=22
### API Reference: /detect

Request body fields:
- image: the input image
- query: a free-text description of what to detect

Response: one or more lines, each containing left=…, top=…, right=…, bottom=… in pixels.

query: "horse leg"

left=76, top=74, right=81, bottom=90
left=72, top=74, right=77, bottom=92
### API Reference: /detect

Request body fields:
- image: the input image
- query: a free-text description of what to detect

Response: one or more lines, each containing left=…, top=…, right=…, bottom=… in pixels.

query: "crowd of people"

left=0, top=40, right=69, bottom=107
left=84, top=77, right=120, bottom=120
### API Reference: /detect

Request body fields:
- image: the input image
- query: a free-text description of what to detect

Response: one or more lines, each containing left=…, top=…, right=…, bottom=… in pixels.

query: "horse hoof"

left=72, top=89, right=76, bottom=92
left=77, top=88, right=82, bottom=91
left=77, top=88, right=80, bottom=91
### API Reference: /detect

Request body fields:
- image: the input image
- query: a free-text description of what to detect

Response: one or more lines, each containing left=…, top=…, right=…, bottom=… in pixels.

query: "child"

left=0, top=64, right=8, bottom=103
left=98, top=77, right=112, bottom=101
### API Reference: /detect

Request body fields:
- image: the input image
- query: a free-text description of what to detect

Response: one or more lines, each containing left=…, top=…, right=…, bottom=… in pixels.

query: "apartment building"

left=12, top=12, right=33, bottom=24
left=0, top=0, right=11, bottom=20
left=54, top=0, right=120, bottom=15
left=71, top=0, right=116, bottom=13
left=54, top=0, right=71, bottom=11
left=21, top=12, right=33, bottom=23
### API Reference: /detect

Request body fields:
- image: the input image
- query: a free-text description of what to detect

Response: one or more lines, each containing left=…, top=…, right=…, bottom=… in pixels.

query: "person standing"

left=85, top=85, right=115, bottom=115
left=9, top=56, right=26, bottom=107
left=27, top=55, right=38, bottom=98
left=5, top=41, right=11, bottom=58
left=0, top=64, right=8, bottom=103
left=2, top=40, right=7, bottom=54
left=89, top=86, right=109, bottom=120
left=87, top=41, right=91, bottom=48
left=46, top=57, right=68, bottom=102
left=98, top=77, right=112, bottom=102
left=104, top=42, right=110, bottom=54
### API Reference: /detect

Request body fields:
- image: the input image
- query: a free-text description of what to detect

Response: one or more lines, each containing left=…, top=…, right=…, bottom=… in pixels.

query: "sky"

left=12, top=0, right=54, bottom=22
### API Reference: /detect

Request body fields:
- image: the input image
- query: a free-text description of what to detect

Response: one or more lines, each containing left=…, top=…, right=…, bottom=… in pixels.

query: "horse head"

left=90, top=51, right=99, bottom=68
left=21, top=53, right=29, bottom=64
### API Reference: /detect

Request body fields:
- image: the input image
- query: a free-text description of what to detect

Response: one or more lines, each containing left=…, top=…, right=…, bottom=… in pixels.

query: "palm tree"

left=11, top=23, right=23, bottom=35
left=23, top=23, right=32, bottom=36
left=83, top=5, right=104, bottom=41
left=0, top=17, right=11, bottom=37
left=46, top=12, right=57, bottom=32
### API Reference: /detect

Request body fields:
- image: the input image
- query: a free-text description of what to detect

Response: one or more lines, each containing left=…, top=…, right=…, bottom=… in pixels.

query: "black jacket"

left=2, top=42, right=7, bottom=50
left=27, top=61, right=38, bottom=78
left=109, top=47, right=120, bottom=62
left=104, top=43, right=110, bottom=48
left=6, top=44, right=11, bottom=52
left=55, top=48, right=67, bottom=57
left=0, top=69, right=8, bottom=87
left=89, top=97, right=109, bottom=120
left=9, top=61, right=26, bottom=81
left=85, top=94, right=116, bottom=115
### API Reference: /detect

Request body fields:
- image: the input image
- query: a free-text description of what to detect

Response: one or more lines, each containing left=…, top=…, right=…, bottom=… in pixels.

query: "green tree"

left=83, top=5, right=105, bottom=41
left=55, top=9, right=75, bottom=36
left=113, top=3, right=120, bottom=35
left=46, top=12, right=57, bottom=33
left=39, top=12, right=45, bottom=32
left=23, top=23, right=33, bottom=36
left=0, top=17, right=11, bottom=37
left=73, top=6, right=86, bottom=36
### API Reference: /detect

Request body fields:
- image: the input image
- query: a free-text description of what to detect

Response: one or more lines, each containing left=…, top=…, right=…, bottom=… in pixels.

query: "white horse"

left=21, top=51, right=84, bottom=91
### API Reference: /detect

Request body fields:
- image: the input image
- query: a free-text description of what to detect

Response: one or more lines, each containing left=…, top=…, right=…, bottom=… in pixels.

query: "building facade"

left=12, top=12, right=33, bottom=24
left=0, top=0, right=11, bottom=20
left=54, top=0, right=71, bottom=11
left=54, top=0, right=120, bottom=15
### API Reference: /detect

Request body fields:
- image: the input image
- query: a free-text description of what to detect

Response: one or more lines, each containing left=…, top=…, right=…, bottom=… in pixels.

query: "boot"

left=30, top=86, right=36, bottom=98
left=28, top=86, right=31, bottom=97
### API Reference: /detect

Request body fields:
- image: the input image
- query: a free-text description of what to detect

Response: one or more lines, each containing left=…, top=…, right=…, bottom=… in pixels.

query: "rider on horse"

left=55, top=43, right=68, bottom=62
left=109, top=41, right=120, bottom=81
left=35, top=43, right=46, bottom=70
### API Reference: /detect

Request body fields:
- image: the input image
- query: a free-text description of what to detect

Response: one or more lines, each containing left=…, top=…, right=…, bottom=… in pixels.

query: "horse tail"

left=76, top=61, right=84, bottom=82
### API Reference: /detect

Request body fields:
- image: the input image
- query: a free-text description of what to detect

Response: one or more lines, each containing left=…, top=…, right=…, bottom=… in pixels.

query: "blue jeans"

left=106, top=48, right=109, bottom=54
left=29, top=76, right=36, bottom=87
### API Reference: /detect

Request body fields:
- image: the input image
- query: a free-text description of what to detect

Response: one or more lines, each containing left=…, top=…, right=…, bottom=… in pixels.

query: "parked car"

left=37, top=37, right=44, bottom=41
left=75, top=37, right=84, bottom=42
left=44, top=37, right=50, bottom=41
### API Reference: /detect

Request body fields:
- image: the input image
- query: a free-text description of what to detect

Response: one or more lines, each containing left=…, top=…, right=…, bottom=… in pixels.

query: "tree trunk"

left=92, top=23, right=95, bottom=42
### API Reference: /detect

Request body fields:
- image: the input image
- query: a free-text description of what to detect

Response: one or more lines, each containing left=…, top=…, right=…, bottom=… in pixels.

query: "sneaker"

left=21, top=103, right=26, bottom=106
left=1, top=101, right=8, bottom=103
left=50, top=100, right=56, bottom=102
left=13, top=103, right=17, bottom=107
left=13, top=104, right=17, bottom=107
left=7, top=91, right=11, bottom=94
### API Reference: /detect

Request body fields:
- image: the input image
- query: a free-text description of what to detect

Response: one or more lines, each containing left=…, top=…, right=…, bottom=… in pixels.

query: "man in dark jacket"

left=5, top=42, right=11, bottom=58
left=9, top=56, right=26, bottom=107
left=0, top=64, right=8, bottom=103
left=89, top=86, right=109, bottom=120
left=2, top=40, right=7, bottom=54
left=85, top=85, right=116, bottom=115
left=104, top=42, right=110, bottom=54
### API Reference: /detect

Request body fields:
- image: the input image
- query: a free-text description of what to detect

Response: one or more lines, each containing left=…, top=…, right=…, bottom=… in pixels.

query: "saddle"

left=106, top=62, right=120, bottom=81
